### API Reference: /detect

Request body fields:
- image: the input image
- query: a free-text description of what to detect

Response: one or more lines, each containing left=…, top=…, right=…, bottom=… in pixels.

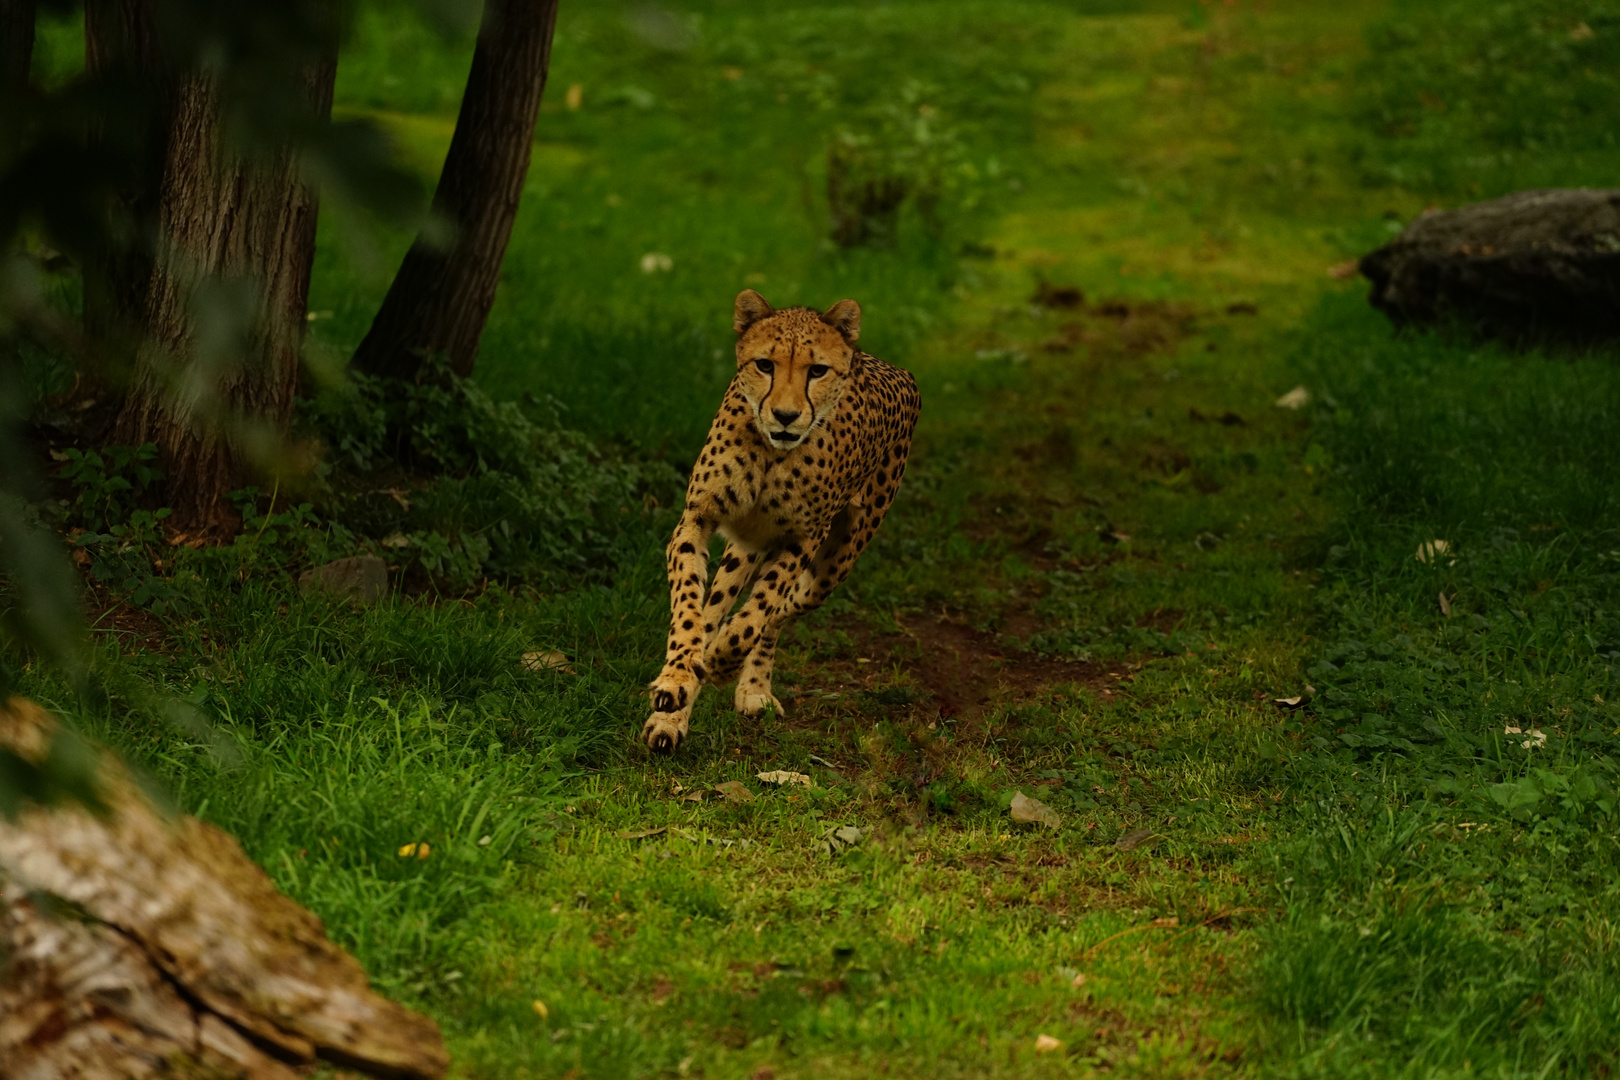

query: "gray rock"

left=297, top=555, right=389, bottom=604
left=1360, top=188, right=1620, bottom=345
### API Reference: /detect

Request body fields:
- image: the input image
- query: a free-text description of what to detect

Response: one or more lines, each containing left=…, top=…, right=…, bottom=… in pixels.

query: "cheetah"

left=642, top=289, right=921, bottom=752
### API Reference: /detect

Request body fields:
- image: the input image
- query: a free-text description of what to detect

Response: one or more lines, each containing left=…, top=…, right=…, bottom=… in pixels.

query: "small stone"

left=298, top=556, right=388, bottom=604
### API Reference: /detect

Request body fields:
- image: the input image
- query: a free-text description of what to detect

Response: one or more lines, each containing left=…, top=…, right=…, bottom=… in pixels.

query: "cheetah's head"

left=732, top=289, right=860, bottom=451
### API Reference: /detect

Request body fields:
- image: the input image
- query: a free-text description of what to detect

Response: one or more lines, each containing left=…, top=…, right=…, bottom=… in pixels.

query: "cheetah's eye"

left=808, top=364, right=831, bottom=379
left=753, top=359, right=774, bottom=375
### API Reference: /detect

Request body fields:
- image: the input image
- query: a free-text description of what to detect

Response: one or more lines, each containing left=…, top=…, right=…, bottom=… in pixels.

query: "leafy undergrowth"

left=10, top=1, right=1620, bottom=1077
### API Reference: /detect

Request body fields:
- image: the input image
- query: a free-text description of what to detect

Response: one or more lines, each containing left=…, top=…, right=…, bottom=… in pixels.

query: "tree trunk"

left=0, top=0, right=34, bottom=94
left=350, top=0, right=560, bottom=382
left=109, top=55, right=337, bottom=537
left=81, top=0, right=170, bottom=363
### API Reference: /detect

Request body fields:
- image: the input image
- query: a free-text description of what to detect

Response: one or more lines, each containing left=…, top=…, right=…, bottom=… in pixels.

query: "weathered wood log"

left=1360, top=188, right=1620, bottom=345
left=0, top=697, right=449, bottom=1080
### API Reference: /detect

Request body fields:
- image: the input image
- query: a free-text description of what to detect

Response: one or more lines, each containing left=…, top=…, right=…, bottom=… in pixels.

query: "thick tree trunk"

left=350, top=0, right=560, bottom=381
left=109, top=56, right=336, bottom=536
left=0, top=0, right=34, bottom=94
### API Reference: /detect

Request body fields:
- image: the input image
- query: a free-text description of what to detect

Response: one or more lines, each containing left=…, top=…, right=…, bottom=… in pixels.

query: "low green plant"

left=301, top=356, right=682, bottom=589
left=52, top=444, right=163, bottom=532
left=826, top=82, right=976, bottom=248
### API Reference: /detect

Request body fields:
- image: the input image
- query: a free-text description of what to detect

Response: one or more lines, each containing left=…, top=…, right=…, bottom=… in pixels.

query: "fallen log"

left=1360, top=188, right=1620, bottom=345
left=0, top=697, right=449, bottom=1080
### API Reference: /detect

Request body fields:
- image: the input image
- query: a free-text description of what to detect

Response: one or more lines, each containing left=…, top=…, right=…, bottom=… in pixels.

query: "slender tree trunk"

left=109, top=57, right=337, bottom=537
left=0, top=0, right=34, bottom=94
left=350, top=0, right=560, bottom=382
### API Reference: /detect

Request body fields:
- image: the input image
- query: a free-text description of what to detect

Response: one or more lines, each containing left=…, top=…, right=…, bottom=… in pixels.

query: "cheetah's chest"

left=715, top=408, right=863, bottom=551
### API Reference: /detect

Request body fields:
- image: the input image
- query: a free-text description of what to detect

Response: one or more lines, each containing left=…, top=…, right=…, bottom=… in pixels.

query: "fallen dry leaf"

left=1415, top=539, right=1453, bottom=564
left=820, top=824, right=863, bottom=856
left=1034, top=1033, right=1064, bottom=1054
left=1114, top=826, right=1155, bottom=851
left=1274, top=686, right=1315, bottom=708
left=1326, top=258, right=1360, bottom=279
left=713, top=781, right=754, bottom=803
left=1275, top=385, right=1311, bottom=409
left=1071, top=971, right=1087, bottom=988
left=520, top=649, right=573, bottom=674
left=671, top=826, right=755, bottom=849
left=681, top=789, right=709, bottom=803
left=1504, top=724, right=1547, bottom=749
left=618, top=827, right=668, bottom=840
left=1439, top=591, right=1453, bottom=617
left=756, top=770, right=812, bottom=787
left=1010, top=790, right=1061, bottom=829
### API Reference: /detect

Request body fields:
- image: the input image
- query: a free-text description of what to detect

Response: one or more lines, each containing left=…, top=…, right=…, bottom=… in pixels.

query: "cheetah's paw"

left=644, top=671, right=699, bottom=752
left=641, top=711, right=690, bottom=753
left=735, top=685, right=785, bottom=720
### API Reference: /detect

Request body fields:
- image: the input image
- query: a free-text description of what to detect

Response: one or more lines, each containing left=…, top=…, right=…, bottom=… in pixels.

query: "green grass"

left=13, top=0, right=1620, bottom=1076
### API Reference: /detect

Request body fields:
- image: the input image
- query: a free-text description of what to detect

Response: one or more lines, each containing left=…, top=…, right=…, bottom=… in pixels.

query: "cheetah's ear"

left=821, top=298, right=861, bottom=343
left=734, top=289, right=774, bottom=334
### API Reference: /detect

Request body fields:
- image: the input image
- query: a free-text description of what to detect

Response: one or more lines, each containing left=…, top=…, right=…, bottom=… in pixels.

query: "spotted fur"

left=642, top=290, right=921, bottom=751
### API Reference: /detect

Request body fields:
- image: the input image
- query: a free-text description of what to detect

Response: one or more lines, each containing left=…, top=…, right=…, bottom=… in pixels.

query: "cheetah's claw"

left=735, top=687, right=785, bottom=720
left=642, top=712, right=688, bottom=753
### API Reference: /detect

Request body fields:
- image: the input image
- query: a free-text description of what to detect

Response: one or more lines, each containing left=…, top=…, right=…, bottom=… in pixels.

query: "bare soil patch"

left=85, top=584, right=171, bottom=654
left=895, top=612, right=1104, bottom=721
left=781, top=610, right=1110, bottom=729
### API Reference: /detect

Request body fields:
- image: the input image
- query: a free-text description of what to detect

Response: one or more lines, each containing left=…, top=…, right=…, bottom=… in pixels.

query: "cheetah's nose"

left=771, top=408, right=801, bottom=426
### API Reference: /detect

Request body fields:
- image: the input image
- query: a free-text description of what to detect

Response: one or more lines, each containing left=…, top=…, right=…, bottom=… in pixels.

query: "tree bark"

left=0, top=0, right=34, bottom=94
left=109, top=52, right=337, bottom=536
left=0, top=697, right=449, bottom=1080
left=350, top=0, right=560, bottom=382
left=81, top=0, right=170, bottom=364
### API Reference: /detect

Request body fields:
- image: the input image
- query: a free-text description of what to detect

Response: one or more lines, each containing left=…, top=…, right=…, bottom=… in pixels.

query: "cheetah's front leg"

left=734, top=627, right=785, bottom=719
left=720, top=505, right=878, bottom=719
left=643, top=510, right=716, bottom=752
left=704, top=538, right=825, bottom=718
